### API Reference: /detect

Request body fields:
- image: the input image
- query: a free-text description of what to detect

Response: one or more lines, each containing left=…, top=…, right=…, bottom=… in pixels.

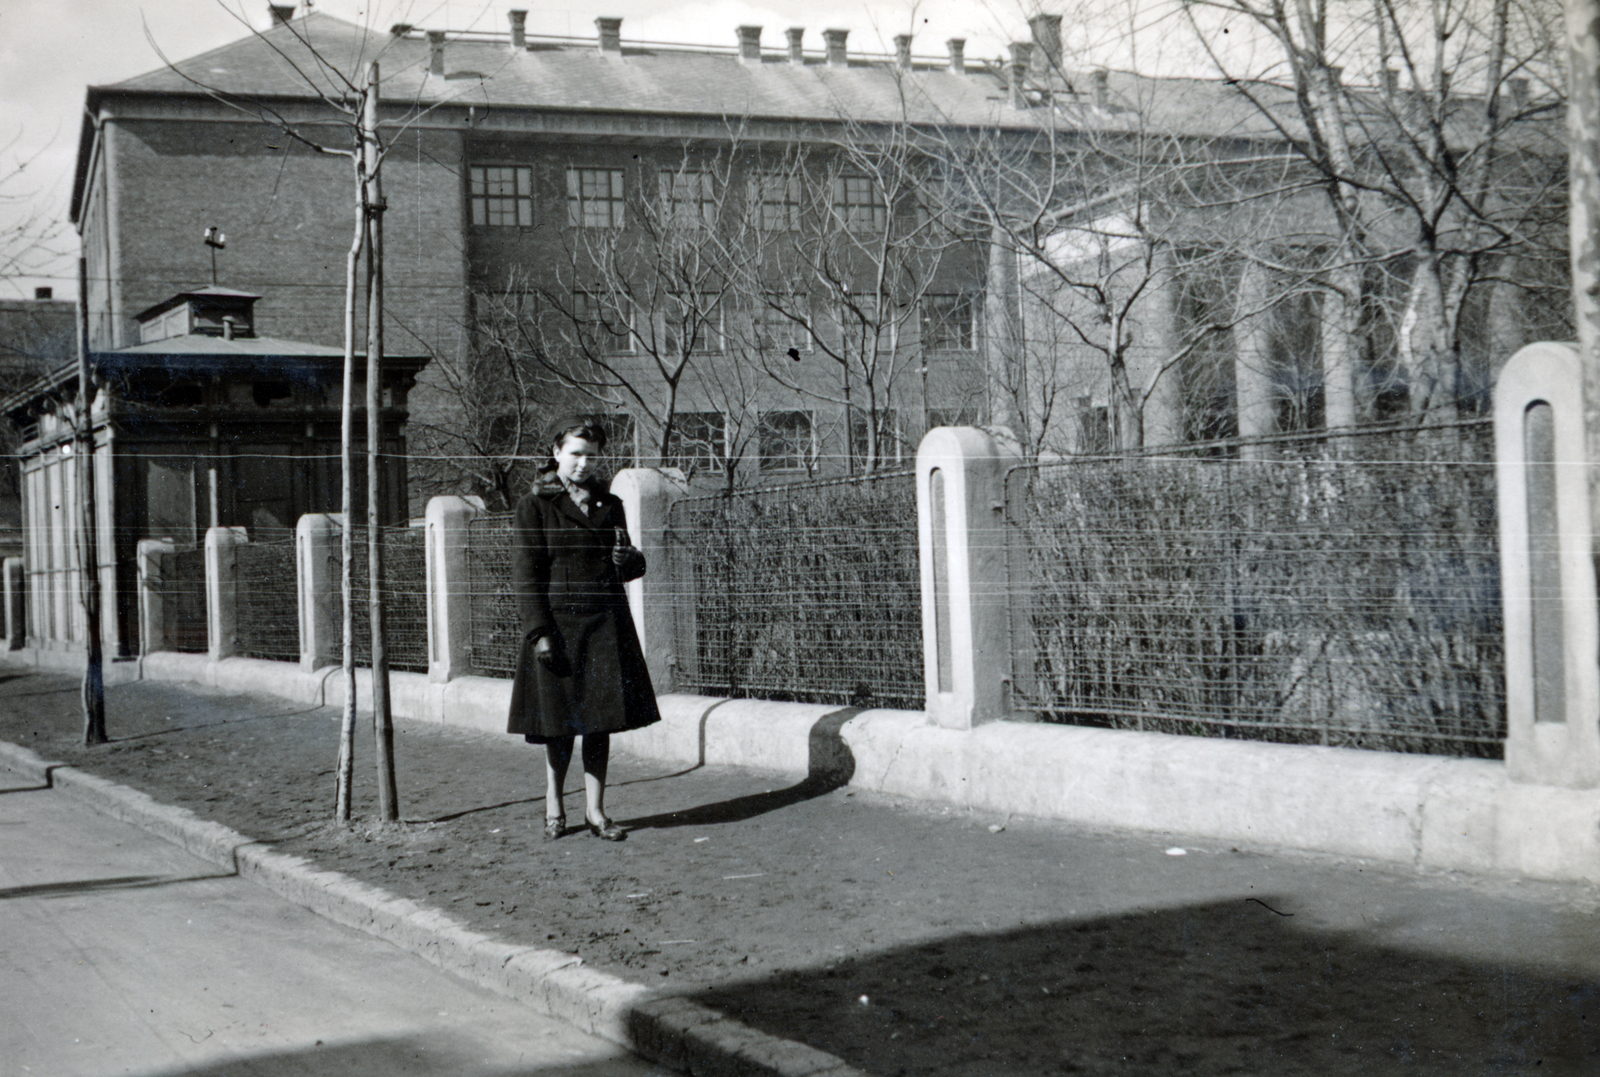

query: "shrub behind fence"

left=467, top=512, right=519, bottom=677
left=1005, top=421, right=1503, bottom=757
left=346, top=526, right=429, bottom=674
left=235, top=537, right=299, bottom=663
left=667, top=471, right=923, bottom=710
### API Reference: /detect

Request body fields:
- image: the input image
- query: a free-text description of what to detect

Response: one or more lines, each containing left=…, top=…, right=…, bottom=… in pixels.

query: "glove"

left=534, top=634, right=559, bottom=671
left=611, top=527, right=634, bottom=566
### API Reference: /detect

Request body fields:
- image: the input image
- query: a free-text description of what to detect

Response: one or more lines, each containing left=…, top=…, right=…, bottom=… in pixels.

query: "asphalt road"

left=0, top=769, right=664, bottom=1077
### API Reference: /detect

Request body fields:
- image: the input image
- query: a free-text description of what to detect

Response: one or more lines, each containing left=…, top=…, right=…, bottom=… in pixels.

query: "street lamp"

left=203, top=226, right=227, bottom=285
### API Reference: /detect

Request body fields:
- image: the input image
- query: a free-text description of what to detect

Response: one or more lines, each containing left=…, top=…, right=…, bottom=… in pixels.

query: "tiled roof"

left=95, top=12, right=1282, bottom=141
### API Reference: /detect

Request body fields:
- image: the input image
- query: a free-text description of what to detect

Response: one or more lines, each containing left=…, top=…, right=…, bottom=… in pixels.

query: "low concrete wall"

left=19, top=649, right=1600, bottom=884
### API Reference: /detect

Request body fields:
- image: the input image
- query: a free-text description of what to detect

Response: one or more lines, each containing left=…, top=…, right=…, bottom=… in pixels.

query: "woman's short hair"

left=546, top=415, right=609, bottom=454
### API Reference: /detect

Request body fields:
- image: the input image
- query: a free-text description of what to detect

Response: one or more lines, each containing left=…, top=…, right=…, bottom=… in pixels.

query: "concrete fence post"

left=296, top=514, right=342, bottom=672
left=135, top=538, right=177, bottom=656
left=917, top=427, right=1018, bottom=729
left=2, top=556, right=23, bottom=651
left=1495, top=342, right=1600, bottom=787
left=205, top=526, right=248, bottom=664
left=425, top=495, right=486, bottom=683
left=610, top=467, right=689, bottom=696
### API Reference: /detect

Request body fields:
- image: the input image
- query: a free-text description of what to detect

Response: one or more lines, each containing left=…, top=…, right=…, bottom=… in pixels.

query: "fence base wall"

left=19, top=649, right=1597, bottom=884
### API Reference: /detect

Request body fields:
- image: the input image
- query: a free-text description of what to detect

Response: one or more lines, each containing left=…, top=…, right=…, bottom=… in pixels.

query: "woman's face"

left=553, top=435, right=603, bottom=484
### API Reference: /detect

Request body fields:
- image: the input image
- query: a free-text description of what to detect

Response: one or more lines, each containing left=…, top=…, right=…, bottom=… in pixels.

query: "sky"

left=0, top=0, right=1064, bottom=301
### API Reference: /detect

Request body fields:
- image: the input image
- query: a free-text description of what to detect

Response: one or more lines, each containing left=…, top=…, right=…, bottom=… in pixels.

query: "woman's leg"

left=544, top=737, right=574, bottom=821
left=580, top=733, right=610, bottom=824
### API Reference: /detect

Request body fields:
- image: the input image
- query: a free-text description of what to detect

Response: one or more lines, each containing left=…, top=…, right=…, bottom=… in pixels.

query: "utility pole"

left=1573, top=0, right=1600, bottom=538
left=334, top=134, right=363, bottom=821
left=76, top=256, right=105, bottom=746
left=364, top=61, right=399, bottom=822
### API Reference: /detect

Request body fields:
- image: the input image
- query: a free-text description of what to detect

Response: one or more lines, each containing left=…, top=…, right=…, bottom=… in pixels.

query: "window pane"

left=667, top=411, right=725, bottom=472
left=469, top=165, right=534, bottom=228
left=759, top=410, right=813, bottom=472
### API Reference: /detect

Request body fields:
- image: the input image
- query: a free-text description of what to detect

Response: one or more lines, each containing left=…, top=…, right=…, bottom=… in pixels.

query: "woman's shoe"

left=585, top=815, right=626, bottom=841
left=542, top=815, right=567, bottom=841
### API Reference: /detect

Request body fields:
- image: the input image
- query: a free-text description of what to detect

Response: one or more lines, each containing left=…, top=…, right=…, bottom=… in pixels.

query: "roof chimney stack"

left=786, top=27, right=805, bottom=65
left=427, top=30, right=446, bottom=76
left=269, top=4, right=295, bottom=26
left=1092, top=68, right=1108, bottom=107
left=1507, top=76, right=1529, bottom=110
left=823, top=28, right=849, bottom=68
left=1008, top=42, right=1033, bottom=108
left=737, top=25, right=763, bottom=64
left=508, top=9, right=527, bottom=50
left=596, top=16, right=622, bottom=56
left=1028, top=13, right=1062, bottom=74
left=894, top=34, right=913, bottom=69
left=946, top=38, right=965, bottom=75
left=34, top=287, right=52, bottom=301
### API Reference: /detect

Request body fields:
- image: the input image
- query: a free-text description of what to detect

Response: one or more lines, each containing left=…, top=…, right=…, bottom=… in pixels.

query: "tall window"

left=664, top=293, right=724, bottom=354
left=572, top=291, right=634, bottom=353
left=753, top=294, right=811, bottom=353
left=850, top=409, right=900, bottom=466
left=667, top=411, right=725, bottom=472
left=469, top=166, right=534, bottom=227
left=833, top=175, right=887, bottom=233
left=659, top=170, right=716, bottom=228
left=753, top=171, right=801, bottom=231
left=920, top=294, right=977, bottom=351
left=759, top=410, right=815, bottom=473
left=567, top=167, right=626, bottom=228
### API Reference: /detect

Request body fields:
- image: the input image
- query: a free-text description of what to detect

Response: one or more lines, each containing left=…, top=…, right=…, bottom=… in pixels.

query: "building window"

left=833, top=175, right=887, bottom=233
left=920, top=294, right=977, bottom=351
left=850, top=408, right=900, bottom=466
left=659, top=170, right=717, bottom=228
left=469, top=165, right=534, bottom=227
left=567, top=167, right=626, bottom=228
left=753, top=171, right=801, bottom=231
left=667, top=411, right=725, bottom=472
left=759, top=410, right=815, bottom=473
left=664, top=293, right=724, bottom=354
left=1075, top=397, right=1112, bottom=454
left=572, top=291, right=634, bottom=353
left=753, top=294, right=811, bottom=353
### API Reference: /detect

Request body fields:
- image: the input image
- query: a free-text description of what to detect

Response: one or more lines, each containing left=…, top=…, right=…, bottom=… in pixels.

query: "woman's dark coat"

left=506, top=475, right=660, bottom=742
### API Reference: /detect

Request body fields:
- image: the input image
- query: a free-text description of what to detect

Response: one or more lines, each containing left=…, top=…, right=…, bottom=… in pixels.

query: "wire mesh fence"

left=1004, top=420, right=1503, bottom=757
left=235, top=537, right=299, bottom=663
left=467, top=512, right=520, bottom=677
left=345, top=525, right=430, bottom=674
left=667, top=471, right=922, bottom=709
left=169, top=547, right=208, bottom=654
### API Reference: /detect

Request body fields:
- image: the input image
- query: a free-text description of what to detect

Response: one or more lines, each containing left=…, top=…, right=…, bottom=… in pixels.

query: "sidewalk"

left=3, top=667, right=1598, bottom=1076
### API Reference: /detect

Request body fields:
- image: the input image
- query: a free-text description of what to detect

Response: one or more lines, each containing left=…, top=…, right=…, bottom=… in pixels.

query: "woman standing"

left=508, top=416, right=659, bottom=840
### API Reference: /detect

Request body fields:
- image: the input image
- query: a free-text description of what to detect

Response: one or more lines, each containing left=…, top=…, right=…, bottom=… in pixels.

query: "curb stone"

left=0, top=739, right=867, bottom=1077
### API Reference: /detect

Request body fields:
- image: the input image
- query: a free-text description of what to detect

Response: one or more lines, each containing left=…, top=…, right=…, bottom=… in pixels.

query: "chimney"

left=823, top=28, right=849, bottom=68
left=34, top=287, right=52, bottom=301
left=508, top=9, right=527, bottom=50
left=1381, top=68, right=1399, bottom=96
left=894, top=34, right=912, bottom=70
left=269, top=4, right=295, bottom=26
left=1008, top=41, right=1033, bottom=108
left=737, top=25, right=763, bottom=64
left=596, top=16, right=622, bottom=56
left=1028, top=13, right=1062, bottom=74
left=786, top=27, right=805, bottom=65
left=946, top=38, right=965, bottom=75
left=427, top=30, right=446, bottom=76
left=1092, top=67, right=1108, bottom=107
left=1507, top=76, right=1529, bottom=110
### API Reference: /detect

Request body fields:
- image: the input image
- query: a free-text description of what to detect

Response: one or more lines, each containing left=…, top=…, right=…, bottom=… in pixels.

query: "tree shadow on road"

left=138, top=1035, right=649, bottom=1077
left=677, top=897, right=1599, bottom=1076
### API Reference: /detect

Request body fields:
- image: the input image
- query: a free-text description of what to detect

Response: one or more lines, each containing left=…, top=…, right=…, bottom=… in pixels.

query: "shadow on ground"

left=141, top=1035, right=651, bottom=1077
left=683, top=898, right=1599, bottom=1076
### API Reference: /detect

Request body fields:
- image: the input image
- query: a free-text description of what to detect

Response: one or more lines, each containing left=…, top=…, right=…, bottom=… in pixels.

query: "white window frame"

left=663, top=293, right=725, bottom=354
left=758, top=410, right=817, bottom=473
left=658, top=169, right=717, bottom=229
left=567, top=167, right=626, bottom=228
left=572, top=290, right=635, bottom=354
left=752, top=171, right=801, bottom=231
left=832, top=175, right=888, bottom=234
left=920, top=294, right=978, bottom=352
left=667, top=411, right=727, bottom=473
left=469, top=165, right=535, bottom=227
left=753, top=293, right=812, bottom=353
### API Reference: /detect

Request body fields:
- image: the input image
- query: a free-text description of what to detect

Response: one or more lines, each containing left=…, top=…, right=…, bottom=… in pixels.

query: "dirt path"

left=3, top=669, right=1597, bottom=1075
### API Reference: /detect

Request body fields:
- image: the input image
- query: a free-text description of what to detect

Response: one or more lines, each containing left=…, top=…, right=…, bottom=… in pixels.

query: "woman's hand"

left=611, top=527, right=637, bottom=566
left=534, top=635, right=559, bottom=671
